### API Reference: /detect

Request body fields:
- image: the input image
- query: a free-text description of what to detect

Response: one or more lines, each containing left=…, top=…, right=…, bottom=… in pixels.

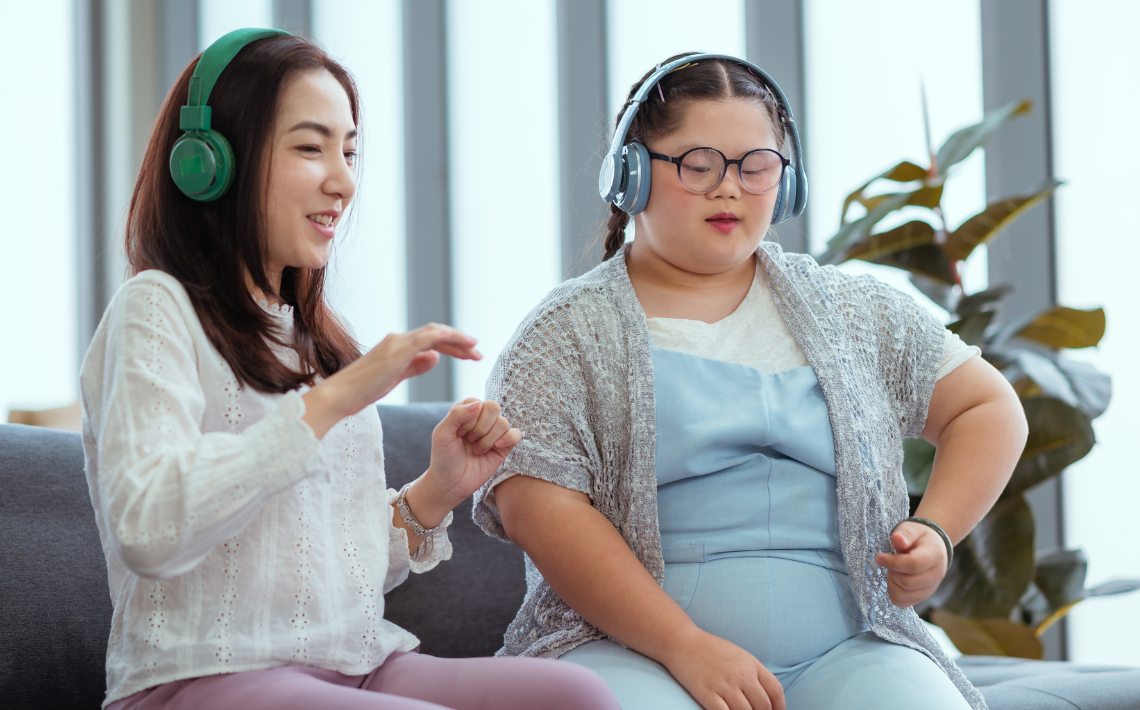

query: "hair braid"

left=602, top=203, right=630, bottom=261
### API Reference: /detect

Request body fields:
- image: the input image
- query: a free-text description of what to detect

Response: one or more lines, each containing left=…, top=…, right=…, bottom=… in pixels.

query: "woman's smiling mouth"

left=706, top=211, right=740, bottom=234
left=307, top=211, right=339, bottom=238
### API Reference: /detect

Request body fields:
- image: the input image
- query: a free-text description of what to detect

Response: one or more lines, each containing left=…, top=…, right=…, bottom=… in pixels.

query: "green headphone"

left=169, top=28, right=291, bottom=201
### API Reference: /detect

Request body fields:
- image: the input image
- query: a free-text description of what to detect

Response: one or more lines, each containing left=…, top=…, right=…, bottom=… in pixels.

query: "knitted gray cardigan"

left=473, top=241, right=985, bottom=709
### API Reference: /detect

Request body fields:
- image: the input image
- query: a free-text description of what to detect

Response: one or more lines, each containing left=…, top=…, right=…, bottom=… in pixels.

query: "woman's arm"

left=875, top=355, right=1028, bottom=606
left=496, top=475, right=785, bottom=710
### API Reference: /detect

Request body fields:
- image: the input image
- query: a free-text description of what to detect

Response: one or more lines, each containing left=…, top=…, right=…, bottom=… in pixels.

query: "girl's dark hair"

left=600, top=53, right=790, bottom=261
left=127, top=34, right=363, bottom=393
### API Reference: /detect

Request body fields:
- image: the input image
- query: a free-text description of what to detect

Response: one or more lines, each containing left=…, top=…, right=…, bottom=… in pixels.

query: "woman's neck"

left=245, top=268, right=286, bottom=308
left=626, top=241, right=757, bottom=323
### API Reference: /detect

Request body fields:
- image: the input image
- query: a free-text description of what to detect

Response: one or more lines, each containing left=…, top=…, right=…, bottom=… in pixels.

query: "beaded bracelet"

left=900, top=517, right=954, bottom=570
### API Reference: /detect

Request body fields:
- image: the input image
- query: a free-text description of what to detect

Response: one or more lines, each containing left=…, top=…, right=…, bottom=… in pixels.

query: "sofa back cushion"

left=0, top=405, right=526, bottom=708
left=0, top=423, right=111, bottom=710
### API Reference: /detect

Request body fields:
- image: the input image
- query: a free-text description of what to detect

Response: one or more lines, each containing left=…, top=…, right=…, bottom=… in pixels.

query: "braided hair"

left=600, top=53, right=790, bottom=261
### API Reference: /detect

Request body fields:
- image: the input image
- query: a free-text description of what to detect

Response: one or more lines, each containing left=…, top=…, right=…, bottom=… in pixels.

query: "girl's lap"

left=560, top=634, right=972, bottom=710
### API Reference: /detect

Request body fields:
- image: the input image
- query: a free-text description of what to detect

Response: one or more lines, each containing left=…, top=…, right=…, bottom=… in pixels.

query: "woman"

left=81, top=30, right=618, bottom=710
left=474, top=54, right=1028, bottom=710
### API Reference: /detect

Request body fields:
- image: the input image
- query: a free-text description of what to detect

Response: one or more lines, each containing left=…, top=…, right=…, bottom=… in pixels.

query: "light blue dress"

left=561, top=347, right=969, bottom=710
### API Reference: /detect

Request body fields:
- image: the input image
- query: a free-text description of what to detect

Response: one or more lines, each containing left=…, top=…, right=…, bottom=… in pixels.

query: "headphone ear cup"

left=169, top=129, right=236, bottom=202
left=616, top=142, right=652, bottom=215
left=771, top=164, right=795, bottom=225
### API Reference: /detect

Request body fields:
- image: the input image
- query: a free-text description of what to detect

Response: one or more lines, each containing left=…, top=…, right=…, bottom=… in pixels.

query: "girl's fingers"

left=455, top=398, right=483, bottom=437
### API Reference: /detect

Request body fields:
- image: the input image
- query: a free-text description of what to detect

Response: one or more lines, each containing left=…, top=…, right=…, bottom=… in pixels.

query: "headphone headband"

left=180, top=28, right=291, bottom=132
left=598, top=53, right=808, bottom=222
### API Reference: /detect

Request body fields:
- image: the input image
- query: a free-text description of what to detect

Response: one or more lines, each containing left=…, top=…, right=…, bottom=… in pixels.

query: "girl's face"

left=634, top=98, right=781, bottom=274
left=263, top=68, right=357, bottom=278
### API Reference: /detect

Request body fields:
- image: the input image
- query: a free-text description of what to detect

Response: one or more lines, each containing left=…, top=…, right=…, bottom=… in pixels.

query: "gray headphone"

left=598, top=53, right=808, bottom=222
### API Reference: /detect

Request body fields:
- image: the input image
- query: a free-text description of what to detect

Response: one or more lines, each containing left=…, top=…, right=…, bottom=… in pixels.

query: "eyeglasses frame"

left=648, top=147, right=790, bottom=195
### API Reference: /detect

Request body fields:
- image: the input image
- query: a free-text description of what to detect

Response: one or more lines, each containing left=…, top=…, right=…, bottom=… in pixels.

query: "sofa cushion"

left=0, top=423, right=111, bottom=710
left=958, top=656, right=1140, bottom=710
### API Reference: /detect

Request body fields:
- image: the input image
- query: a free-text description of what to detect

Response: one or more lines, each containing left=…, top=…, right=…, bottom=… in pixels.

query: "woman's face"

left=263, top=68, right=357, bottom=277
left=634, top=98, right=781, bottom=274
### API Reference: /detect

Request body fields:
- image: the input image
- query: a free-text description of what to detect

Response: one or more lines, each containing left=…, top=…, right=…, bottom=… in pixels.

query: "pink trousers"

left=107, top=651, right=620, bottom=710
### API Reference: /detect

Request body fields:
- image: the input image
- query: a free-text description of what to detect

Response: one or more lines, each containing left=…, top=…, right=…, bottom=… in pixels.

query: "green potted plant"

left=818, top=98, right=1140, bottom=658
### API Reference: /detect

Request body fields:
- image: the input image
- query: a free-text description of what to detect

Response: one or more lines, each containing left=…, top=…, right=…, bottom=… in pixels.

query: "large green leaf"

left=867, top=245, right=957, bottom=285
left=1034, top=548, right=1088, bottom=612
left=948, top=309, right=995, bottom=346
left=999, top=350, right=1112, bottom=420
left=956, top=285, right=1013, bottom=318
left=1016, top=306, right=1106, bottom=349
left=822, top=185, right=944, bottom=264
left=934, top=99, right=1032, bottom=175
left=1004, top=397, right=1095, bottom=497
left=1087, top=579, right=1140, bottom=597
left=903, top=437, right=937, bottom=496
left=934, top=494, right=1036, bottom=618
left=930, top=608, right=1043, bottom=659
left=944, top=180, right=1060, bottom=261
left=840, top=160, right=928, bottom=225
left=844, top=220, right=936, bottom=261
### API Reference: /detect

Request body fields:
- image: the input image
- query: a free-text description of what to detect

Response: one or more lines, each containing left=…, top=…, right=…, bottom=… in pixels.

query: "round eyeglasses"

left=649, top=147, right=789, bottom=195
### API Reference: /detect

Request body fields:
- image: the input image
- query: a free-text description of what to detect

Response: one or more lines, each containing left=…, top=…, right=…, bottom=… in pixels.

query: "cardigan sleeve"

left=472, top=307, right=599, bottom=542
left=863, top=277, right=947, bottom=439
left=88, top=276, right=328, bottom=580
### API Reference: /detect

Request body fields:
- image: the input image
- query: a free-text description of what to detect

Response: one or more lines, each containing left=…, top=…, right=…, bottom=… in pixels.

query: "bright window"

left=1052, top=0, right=1140, bottom=666
left=0, top=0, right=76, bottom=419
left=447, top=0, right=562, bottom=399
left=314, top=0, right=408, bottom=403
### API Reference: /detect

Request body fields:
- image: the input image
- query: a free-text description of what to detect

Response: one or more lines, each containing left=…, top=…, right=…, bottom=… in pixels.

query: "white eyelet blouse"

left=80, top=270, right=451, bottom=708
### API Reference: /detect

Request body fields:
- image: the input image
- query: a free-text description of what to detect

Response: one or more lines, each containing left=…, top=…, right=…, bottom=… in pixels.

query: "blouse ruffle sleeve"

left=89, top=276, right=328, bottom=580
left=473, top=306, right=599, bottom=542
left=383, top=488, right=454, bottom=592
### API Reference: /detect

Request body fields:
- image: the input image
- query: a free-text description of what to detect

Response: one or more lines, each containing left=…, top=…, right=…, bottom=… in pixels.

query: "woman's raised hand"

left=303, top=324, right=480, bottom=439
left=663, top=628, right=785, bottom=710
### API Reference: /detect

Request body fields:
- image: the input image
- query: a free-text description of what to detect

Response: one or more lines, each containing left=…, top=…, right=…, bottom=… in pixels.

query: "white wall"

left=447, top=0, right=562, bottom=400
left=803, top=0, right=988, bottom=319
left=314, top=0, right=408, bottom=404
left=0, top=0, right=76, bottom=418
left=199, top=0, right=274, bottom=49
left=1051, top=0, right=1140, bottom=666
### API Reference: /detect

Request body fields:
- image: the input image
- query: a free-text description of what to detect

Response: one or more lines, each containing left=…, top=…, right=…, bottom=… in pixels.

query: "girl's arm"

left=496, top=475, right=785, bottom=710
left=875, top=355, right=1028, bottom=606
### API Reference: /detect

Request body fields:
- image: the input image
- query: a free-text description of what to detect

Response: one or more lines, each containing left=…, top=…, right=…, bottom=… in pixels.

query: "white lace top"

left=80, top=270, right=451, bottom=707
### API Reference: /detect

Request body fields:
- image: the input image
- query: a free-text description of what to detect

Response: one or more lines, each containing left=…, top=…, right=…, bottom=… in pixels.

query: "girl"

left=474, top=53, right=1027, bottom=710
left=81, top=30, right=618, bottom=710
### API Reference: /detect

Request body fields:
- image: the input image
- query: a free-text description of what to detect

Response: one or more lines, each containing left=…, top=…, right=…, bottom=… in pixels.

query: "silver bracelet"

left=901, top=516, right=954, bottom=569
left=396, top=483, right=445, bottom=560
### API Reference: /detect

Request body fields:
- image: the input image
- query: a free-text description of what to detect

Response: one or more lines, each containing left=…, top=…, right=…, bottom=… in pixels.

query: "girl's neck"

left=626, top=241, right=757, bottom=323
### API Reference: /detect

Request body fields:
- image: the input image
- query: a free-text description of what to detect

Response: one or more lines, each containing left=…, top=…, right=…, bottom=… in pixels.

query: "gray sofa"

left=2, top=404, right=1137, bottom=710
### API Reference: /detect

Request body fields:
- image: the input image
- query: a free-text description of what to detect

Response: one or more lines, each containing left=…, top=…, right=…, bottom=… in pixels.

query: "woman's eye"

left=298, top=145, right=320, bottom=154
left=344, top=151, right=358, bottom=164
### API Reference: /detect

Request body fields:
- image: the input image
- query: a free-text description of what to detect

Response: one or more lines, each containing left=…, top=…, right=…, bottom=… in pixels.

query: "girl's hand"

left=875, top=522, right=950, bottom=607
left=662, top=628, right=785, bottom=710
left=303, top=324, right=481, bottom=438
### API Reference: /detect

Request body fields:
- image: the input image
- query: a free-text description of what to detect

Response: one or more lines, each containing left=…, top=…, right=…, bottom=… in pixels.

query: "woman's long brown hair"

left=127, top=35, right=362, bottom=393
